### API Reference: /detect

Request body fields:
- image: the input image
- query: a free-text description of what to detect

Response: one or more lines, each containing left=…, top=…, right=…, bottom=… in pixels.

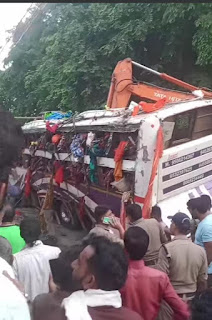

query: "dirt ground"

left=17, top=207, right=88, bottom=251
left=53, top=224, right=88, bottom=250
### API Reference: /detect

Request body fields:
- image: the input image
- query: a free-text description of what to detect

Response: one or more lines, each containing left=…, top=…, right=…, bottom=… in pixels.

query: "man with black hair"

left=85, top=205, right=123, bottom=245
left=156, top=212, right=208, bottom=300
left=187, top=198, right=200, bottom=242
left=126, top=204, right=166, bottom=265
left=32, top=245, right=83, bottom=320
left=13, top=216, right=60, bottom=302
left=121, top=227, right=189, bottom=320
left=62, top=236, right=142, bottom=320
left=0, top=203, right=25, bottom=253
left=201, top=194, right=211, bottom=211
left=191, top=289, right=212, bottom=320
left=187, top=198, right=199, bottom=216
left=187, top=195, right=211, bottom=241
left=193, top=196, right=212, bottom=287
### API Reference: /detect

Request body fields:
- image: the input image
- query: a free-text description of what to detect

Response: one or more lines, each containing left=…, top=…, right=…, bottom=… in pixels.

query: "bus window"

left=170, top=110, right=196, bottom=147
left=164, top=105, right=212, bottom=149
left=107, top=131, right=138, bottom=160
left=192, top=105, right=212, bottom=140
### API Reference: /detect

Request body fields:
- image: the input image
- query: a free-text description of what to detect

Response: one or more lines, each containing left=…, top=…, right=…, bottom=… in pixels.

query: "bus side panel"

left=32, top=173, right=122, bottom=216
left=157, top=134, right=212, bottom=202
left=134, top=117, right=160, bottom=206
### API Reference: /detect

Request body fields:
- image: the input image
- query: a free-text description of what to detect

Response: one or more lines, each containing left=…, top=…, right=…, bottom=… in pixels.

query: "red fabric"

left=114, top=141, right=128, bottom=162
left=121, top=260, right=190, bottom=320
left=54, top=166, right=64, bottom=185
left=132, top=105, right=140, bottom=117
left=114, top=141, right=128, bottom=182
left=134, top=195, right=145, bottom=204
left=52, top=134, right=61, bottom=145
left=46, top=121, right=59, bottom=134
left=24, top=168, right=31, bottom=198
left=15, top=210, right=22, bottom=216
left=54, top=161, right=60, bottom=170
left=113, top=161, right=123, bottom=182
left=139, top=98, right=166, bottom=113
left=142, top=126, right=163, bottom=219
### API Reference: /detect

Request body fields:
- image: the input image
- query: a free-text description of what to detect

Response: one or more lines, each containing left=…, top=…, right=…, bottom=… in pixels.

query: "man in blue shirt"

left=194, top=195, right=212, bottom=287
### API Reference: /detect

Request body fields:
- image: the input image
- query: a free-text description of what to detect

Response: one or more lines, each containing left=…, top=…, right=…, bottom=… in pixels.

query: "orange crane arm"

left=107, top=58, right=212, bottom=109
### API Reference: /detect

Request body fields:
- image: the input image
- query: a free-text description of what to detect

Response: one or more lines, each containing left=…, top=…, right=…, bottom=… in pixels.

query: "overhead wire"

left=0, top=3, right=47, bottom=59
left=13, top=3, right=48, bottom=47
left=0, top=3, right=34, bottom=57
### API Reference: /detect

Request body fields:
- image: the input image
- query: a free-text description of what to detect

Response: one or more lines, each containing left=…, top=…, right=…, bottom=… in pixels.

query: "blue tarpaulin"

left=45, top=111, right=72, bottom=121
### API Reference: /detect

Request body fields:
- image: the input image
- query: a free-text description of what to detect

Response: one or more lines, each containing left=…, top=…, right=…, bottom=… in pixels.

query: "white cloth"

left=62, top=289, right=122, bottom=320
left=86, top=132, right=95, bottom=147
left=0, top=259, right=30, bottom=320
left=0, top=256, right=14, bottom=278
left=13, top=240, right=61, bottom=302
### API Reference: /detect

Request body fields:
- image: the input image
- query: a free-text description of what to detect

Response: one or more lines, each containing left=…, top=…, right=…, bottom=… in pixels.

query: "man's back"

left=33, top=292, right=143, bottom=320
left=121, top=260, right=189, bottom=320
left=0, top=225, right=25, bottom=254
left=130, top=218, right=165, bottom=263
left=13, top=240, right=60, bottom=301
left=88, top=306, right=142, bottom=320
left=158, top=236, right=208, bottom=294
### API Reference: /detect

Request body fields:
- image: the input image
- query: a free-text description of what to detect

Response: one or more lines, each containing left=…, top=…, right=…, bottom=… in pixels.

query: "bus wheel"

left=58, top=201, right=82, bottom=230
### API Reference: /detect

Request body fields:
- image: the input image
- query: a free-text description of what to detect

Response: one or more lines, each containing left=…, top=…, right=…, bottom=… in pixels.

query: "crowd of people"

left=0, top=194, right=212, bottom=320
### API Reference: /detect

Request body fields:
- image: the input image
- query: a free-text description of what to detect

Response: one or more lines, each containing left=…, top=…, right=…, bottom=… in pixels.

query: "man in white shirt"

left=13, top=216, right=61, bottom=302
left=0, top=237, right=30, bottom=320
left=0, top=272, right=31, bottom=320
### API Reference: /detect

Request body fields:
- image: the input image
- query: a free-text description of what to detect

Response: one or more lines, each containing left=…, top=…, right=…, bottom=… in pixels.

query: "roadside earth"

left=16, top=207, right=88, bottom=251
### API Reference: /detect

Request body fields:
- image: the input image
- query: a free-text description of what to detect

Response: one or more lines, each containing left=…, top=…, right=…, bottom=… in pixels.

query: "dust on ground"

left=18, top=207, right=88, bottom=251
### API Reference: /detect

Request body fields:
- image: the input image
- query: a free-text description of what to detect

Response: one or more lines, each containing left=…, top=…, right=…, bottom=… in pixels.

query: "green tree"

left=0, top=3, right=212, bottom=116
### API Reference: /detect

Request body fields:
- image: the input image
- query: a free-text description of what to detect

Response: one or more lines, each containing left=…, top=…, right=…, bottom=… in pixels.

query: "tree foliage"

left=0, top=3, right=212, bottom=116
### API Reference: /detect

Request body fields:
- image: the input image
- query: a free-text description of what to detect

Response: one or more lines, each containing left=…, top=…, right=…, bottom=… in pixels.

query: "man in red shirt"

left=121, top=227, right=190, bottom=320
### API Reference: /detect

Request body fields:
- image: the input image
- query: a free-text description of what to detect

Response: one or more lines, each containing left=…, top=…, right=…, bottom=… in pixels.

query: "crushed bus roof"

left=22, top=98, right=212, bottom=133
